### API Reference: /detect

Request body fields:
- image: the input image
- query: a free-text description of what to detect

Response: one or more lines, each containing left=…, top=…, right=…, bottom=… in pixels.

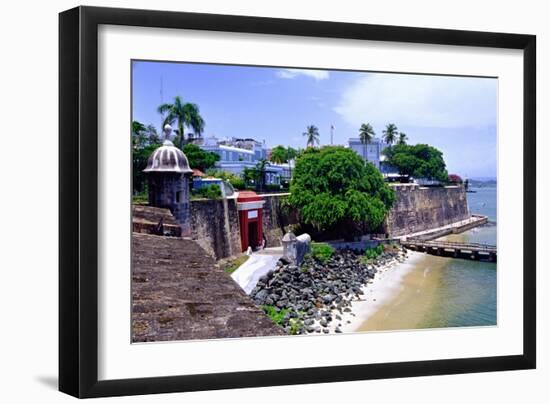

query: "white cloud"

left=334, top=73, right=497, bottom=129
left=276, top=68, right=329, bottom=81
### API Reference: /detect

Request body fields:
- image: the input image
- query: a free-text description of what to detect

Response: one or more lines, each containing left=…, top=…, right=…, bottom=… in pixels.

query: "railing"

left=403, top=239, right=497, bottom=253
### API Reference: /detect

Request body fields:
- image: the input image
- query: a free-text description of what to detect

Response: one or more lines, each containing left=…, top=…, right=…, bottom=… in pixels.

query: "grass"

left=222, top=255, right=249, bottom=275
left=262, top=305, right=289, bottom=326
left=132, top=191, right=149, bottom=204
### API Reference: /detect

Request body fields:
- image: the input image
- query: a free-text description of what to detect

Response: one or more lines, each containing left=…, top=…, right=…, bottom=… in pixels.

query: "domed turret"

left=144, top=125, right=192, bottom=174
left=143, top=124, right=193, bottom=236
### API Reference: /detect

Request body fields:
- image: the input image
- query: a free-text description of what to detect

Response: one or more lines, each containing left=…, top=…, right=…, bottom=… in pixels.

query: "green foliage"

left=309, top=242, right=335, bottom=263
left=191, top=184, right=222, bottom=200
left=270, top=145, right=298, bottom=164
left=363, top=244, right=385, bottom=261
left=288, top=318, right=304, bottom=335
left=243, top=159, right=270, bottom=191
left=133, top=142, right=161, bottom=195
left=359, top=123, right=375, bottom=145
left=262, top=305, right=289, bottom=326
left=158, top=96, right=205, bottom=147
left=206, top=169, right=245, bottom=190
left=383, top=143, right=448, bottom=182
left=303, top=125, right=320, bottom=147
left=222, top=255, right=249, bottom=274
left=397, top=132, right=408, bottom=145
left=382, top=123, right=399, bottom=145
left=182, top=143, right=220, bottom=172
left=288, top=146, right=395, bottom=234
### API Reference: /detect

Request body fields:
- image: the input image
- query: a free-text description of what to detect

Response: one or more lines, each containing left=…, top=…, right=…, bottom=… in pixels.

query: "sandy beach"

left=333, top=251, right=424, bottom=333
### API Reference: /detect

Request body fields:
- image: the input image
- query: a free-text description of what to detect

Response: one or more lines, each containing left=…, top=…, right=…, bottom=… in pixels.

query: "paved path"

left=231, top=249, right=283, bottom=294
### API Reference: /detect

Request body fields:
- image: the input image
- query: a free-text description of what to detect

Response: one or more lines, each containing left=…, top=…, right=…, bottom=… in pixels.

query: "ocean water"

left=423, top=187, right=497, bottom=328
left=359, top=186, right=497, bottom=331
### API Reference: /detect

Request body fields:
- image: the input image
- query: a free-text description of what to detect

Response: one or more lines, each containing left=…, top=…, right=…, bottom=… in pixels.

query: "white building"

left=200, top=136, right=291, bottom=185
left=348, top=137, right=388, bottom=169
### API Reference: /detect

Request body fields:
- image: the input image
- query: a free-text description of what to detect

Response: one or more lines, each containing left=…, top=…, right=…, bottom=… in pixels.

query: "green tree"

left=358, top=123, right=376, bottom=160
left=303, top=125, right=320, bottom=148
left=158, top=96, right=205, bottom=148
left=205, top=169, right=245, bottom=189
left=270, top=145, right=289, bottom=164
left=181, top=143, right=220, bottom=172
left=382, top=123, right=398, bottom=146
left=288, top=146, right=395, bottom=236
left=383, top=143, right=448, bottom=182
left=397, top=132, right=408, bottom=145
left=243, top=159, right=270, bottom=191
left=132, top=121, right=162, bottom=195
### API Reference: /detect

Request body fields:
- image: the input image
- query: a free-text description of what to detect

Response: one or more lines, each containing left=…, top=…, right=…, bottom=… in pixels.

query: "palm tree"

left=255, top=159, right=270, bottom=192
left=303, top=125, right=320, bottom=148
left=382, top=123, right=398, bottom=146
left=158, top=96, right=205, bottom=148
left=358, top=123, right=375, bottom=160
left=397, top=132, right=408, bottom=145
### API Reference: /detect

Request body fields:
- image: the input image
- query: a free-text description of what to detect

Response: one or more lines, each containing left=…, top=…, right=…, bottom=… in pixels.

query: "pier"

left=401, top=239, right=497, bottom=262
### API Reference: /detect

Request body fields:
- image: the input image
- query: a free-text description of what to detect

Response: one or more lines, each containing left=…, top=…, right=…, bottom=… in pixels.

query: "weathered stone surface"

left=189, top=194, right=298, bottom=260
left=132, top=233, right=284, bottom=342
left=384, top=184, right=469, bottom=237
left=262, top=194, right=298, bottom=248
left=189, top=198, right=241, bottom=260
left=132, top=205, right=182, bottom=237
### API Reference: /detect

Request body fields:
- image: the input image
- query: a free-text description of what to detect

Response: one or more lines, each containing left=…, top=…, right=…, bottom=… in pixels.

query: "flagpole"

left=330, top=125, right=334, bottom=145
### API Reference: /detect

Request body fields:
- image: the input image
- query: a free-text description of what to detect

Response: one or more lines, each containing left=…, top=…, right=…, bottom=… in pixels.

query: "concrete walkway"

left=231, top=248, right=283, bottom=294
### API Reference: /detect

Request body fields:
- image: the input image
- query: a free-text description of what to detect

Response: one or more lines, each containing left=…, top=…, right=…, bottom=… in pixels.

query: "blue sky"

left=132, top=61, right=497, bottom=178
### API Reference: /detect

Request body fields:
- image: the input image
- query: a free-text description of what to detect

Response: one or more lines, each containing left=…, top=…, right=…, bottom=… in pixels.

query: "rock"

left=254, top=289, right=268, bottom=303
left=322, top=294, right=336, bottom=304
left=335, top=327, right=342, bottom=333
left=304, top=318, right=314, bottom=326
left=322, top=328, right=329, bottom=334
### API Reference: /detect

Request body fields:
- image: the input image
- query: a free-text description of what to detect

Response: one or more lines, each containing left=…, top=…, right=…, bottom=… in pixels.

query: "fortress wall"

left=384, top=184, right=470, bottom=237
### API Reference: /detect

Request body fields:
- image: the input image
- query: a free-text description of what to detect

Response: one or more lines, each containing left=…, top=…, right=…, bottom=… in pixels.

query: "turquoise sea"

left=421, top=186, right=497, bottom=328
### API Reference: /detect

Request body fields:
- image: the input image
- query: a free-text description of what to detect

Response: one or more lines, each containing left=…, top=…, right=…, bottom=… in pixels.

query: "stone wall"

left=189, top=194, right=297, bottom=260
left=383, top=184, right=470, bottom=237
left=189, top=198, right=242, bottom=260
left=262, top=193, right=296, bottom=248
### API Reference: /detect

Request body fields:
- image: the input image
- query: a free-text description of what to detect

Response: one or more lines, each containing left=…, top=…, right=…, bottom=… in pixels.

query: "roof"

left=192, top=168, right=206, bottom=177
left=237, top=190, right=263, bottom=202
left=143, top=140, right=193, bottom=174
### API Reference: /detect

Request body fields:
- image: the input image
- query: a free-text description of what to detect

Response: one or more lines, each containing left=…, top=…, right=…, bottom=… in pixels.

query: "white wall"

left=0, top=0, right=547, bottom=402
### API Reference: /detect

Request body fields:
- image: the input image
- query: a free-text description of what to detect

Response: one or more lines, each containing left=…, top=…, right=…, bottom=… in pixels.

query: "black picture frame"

left=59, top=5, right=536, bottom=398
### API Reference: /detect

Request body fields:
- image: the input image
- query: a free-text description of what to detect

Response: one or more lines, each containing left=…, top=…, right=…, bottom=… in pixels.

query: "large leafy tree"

left=158, top=96, right=205, bottom=148
left=382, top=123, right=398, bottom=146
left=181, top=143, right=220, bottom=172
left=383, top=143, right=448, bottom=182
left=303, top=125, right=320, bottom=148
left=358, top=123, right=375, bottom=160
left=289, top=146, right=395, bottom=236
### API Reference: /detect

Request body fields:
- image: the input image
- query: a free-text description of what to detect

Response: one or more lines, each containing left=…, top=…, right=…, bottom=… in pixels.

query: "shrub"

left=206, top=169, right=246, bottom=190
left=262, top=305, right=289, bottom=326
left=363, top=244, right=385, bottom=261
left=222, top=255, right=249, bottom=275
left=310, top=242, right=335, bottom=263
left=192, top=184, right=222, bottom=199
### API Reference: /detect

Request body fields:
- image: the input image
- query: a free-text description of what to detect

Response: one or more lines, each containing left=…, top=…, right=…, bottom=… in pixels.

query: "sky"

left=132, top=61, right=497, bottom=179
